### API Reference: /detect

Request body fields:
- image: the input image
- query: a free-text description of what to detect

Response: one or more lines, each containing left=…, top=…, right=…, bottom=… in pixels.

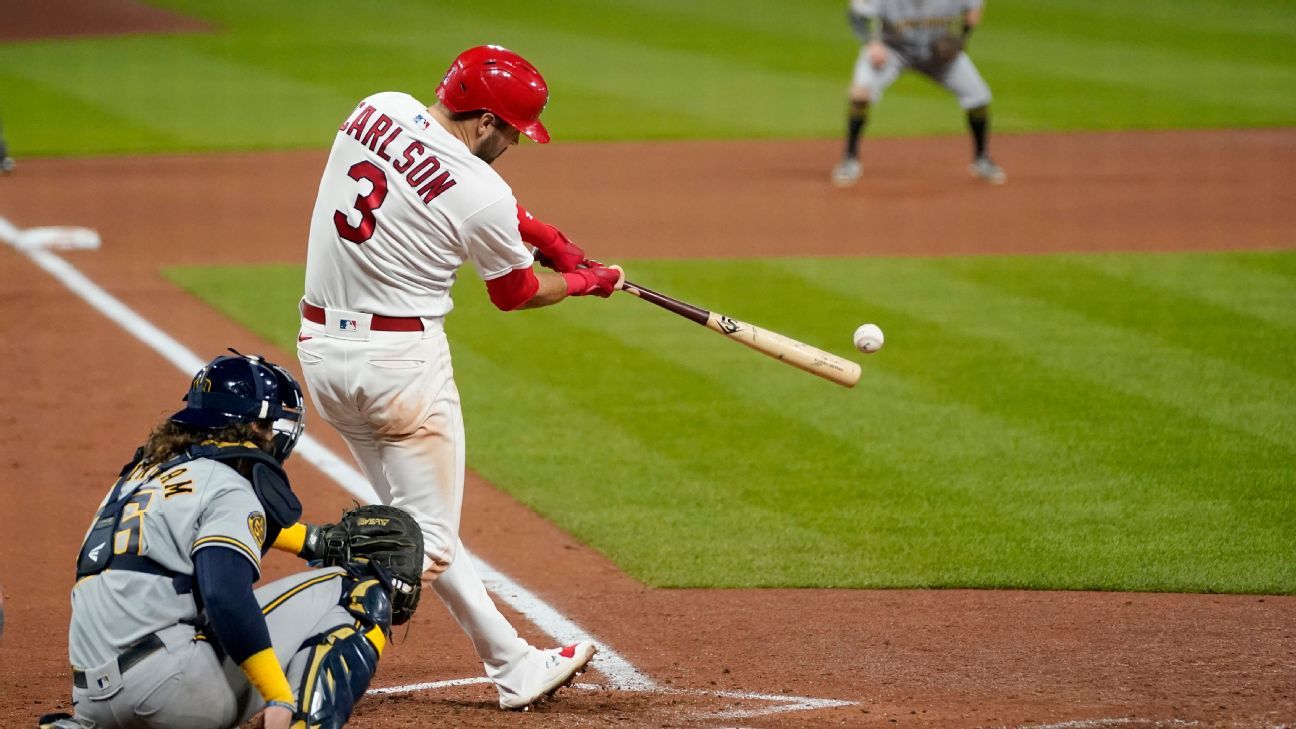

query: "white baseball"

left=853, top=323, right=884, bottom=354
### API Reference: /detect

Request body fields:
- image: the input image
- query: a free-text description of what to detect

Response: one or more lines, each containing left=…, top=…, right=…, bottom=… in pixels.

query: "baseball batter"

left=41, top=353, right=419, bottom=729
left=296, top=45, right=618, bottom=709
left=832, top=0, right=1006, bottom=186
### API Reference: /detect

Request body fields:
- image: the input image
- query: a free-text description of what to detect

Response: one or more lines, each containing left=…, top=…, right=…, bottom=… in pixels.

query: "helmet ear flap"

left=264, top=361, right=306, bottom=462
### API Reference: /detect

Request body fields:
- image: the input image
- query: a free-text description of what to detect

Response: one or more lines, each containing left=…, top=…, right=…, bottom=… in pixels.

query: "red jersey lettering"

left=345, top=105, right=375, bottom=141
left=418, top=172, right=458, bottom=203
left=362, top=114, right=393, bottom=152
left=393, top=141, right=423, bottom=174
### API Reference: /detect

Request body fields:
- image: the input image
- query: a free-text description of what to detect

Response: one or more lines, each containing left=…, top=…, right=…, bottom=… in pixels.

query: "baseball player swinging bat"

left=616, top=279, right=862, bottom=388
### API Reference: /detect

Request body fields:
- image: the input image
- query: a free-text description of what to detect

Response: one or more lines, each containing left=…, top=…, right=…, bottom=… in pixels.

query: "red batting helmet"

left=435, top=45, right=550, bottom=144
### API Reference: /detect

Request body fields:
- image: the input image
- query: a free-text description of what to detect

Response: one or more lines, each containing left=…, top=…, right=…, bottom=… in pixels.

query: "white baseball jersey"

left=304, top=92, right=534, bottom=319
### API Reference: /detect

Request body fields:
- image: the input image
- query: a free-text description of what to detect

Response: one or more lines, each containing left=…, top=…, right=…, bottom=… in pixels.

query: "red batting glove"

left=563, top=265, right=624, bottom=298
left=518, top=205, right=585, bottom=272
left=537, top=233, right=585, bottom=273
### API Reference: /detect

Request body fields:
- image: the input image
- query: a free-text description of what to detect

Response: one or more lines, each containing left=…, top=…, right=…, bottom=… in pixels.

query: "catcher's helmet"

left=171, top=352, right=306, bottom=462
left=435, top=45, right=550, bottom=144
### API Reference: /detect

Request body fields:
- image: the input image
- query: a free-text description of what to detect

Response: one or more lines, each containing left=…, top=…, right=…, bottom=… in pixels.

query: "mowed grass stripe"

left=1071, top=252, right=1296, bottom=333
left=978, top=33, right=1295, bottom=129
left=994, top=0, right=1296, bottom=64
left=0, top=69, right=190, bottom=155
left=164, top=252, right=1296, bottom=593
left=905, top=256, right=1296, bottom=442
left=0, top=38, right=353, bottom=151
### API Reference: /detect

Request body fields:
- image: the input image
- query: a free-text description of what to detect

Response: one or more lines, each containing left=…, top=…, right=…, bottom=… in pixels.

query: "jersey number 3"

left=333, top=161, right=389, bottom=244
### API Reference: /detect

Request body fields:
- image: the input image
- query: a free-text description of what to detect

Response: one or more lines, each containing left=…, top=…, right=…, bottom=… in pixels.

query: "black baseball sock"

left=967, top=105, right=989, bottom=159
left=844, top=100, right=869, bottom=159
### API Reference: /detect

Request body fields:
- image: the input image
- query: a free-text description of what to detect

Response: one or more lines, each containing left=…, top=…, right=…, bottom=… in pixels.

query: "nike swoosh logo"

left=297, top=334, right=314, bottom=342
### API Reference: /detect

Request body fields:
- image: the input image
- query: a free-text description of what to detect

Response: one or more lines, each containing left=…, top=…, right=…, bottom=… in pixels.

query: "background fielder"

left=833, top=0, right=1006, bottom=186
left=297, top=45, right=620, bottom=710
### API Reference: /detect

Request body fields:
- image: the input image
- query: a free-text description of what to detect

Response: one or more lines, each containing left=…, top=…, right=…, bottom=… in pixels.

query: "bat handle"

left=619, top=279, right=710, bottom=325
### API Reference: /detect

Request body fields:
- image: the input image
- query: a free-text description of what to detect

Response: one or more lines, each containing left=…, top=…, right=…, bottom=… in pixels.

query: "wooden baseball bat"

left=617, top=279, right=862, bottom=388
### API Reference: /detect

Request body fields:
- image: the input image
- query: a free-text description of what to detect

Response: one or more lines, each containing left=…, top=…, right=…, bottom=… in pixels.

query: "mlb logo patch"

left=413, top=114, right=430, bottom=130
left=339, top=319, right=358, bottom=331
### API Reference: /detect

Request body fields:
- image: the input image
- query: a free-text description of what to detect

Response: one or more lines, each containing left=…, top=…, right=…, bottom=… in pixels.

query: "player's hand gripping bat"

left=616, top=278, right=861, bottom=388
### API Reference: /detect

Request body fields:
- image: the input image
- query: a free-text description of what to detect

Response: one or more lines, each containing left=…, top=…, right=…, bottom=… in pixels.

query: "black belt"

left=73, top=633, right=165, bottom=689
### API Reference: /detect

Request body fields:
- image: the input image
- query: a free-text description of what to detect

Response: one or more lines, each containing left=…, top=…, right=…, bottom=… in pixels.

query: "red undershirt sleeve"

left=516, top=204, right=559, bottom=250
left=484, top=266, right=541, bottom=311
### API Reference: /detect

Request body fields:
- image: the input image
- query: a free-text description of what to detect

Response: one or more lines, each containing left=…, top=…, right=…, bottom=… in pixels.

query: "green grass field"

left=166, top=253, right=1296, bottom=593
left=1, top=0, right=1294, bottom=155
left=8, top=1, right=1293, bottom=593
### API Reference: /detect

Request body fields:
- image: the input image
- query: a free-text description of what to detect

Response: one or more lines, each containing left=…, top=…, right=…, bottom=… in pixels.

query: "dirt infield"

left=1, top=129, right=1294, bottom=729
left=0, top=0, right=209, bottom=43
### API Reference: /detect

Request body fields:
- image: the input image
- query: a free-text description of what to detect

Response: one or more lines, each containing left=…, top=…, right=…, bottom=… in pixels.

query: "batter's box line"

left=367, top=676, right=857, bottom=720
left=997, top=719, right=1291, bottom=729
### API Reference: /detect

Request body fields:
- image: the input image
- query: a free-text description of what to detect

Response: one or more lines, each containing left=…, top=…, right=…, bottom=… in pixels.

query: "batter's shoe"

left=831, top=157, right=861, bottom=187
left=1, top=156, right=14, bottom=174
left=970, top=155, right=1006, bottom=184
left=499, top=641, right=597, bottom=711
left=37, top=713, right=80, bottom=729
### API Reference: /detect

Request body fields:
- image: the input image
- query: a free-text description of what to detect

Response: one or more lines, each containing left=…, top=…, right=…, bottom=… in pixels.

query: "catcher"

left=832, top=0, right=1006, bottom=187
left=40, top=352, right=424, bottom=729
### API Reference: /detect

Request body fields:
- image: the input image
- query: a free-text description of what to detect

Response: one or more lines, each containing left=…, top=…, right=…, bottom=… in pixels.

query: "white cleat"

left=831, top=157, right=861, bottom=187
left=499, top=641, right=597, bottom=711
left=970, top=155, right=1006, bottom=185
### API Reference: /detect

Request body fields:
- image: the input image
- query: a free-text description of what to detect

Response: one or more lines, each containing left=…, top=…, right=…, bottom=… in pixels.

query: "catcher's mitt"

left=317, top=504, right=424, bottom=625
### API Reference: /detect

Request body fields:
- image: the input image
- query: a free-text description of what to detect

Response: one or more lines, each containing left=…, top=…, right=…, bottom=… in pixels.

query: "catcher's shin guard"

left=293, top=624, right=382, bottom=729
left=341, top=564, right=394, bottom=637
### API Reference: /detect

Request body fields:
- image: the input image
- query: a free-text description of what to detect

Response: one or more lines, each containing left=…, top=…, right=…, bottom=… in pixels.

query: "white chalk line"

left=368, top=677, right=854, bottom=720
left=999, top=718, right=1291, bottom=729
left=3, top=217, right=853, bottom=720
left=1003, top=720, right=1199, bottom=729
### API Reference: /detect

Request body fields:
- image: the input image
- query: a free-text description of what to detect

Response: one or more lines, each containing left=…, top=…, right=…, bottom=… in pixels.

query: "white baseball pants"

left=296, top=312, right=536, bottom=694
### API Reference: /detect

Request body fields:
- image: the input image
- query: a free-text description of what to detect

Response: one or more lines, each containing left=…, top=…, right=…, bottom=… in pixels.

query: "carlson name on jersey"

left=338, top=103, right=458, bottom=205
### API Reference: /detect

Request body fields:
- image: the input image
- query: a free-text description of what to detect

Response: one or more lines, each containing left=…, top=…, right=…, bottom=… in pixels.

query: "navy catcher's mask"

left=171, top=351, right=306, bottom=462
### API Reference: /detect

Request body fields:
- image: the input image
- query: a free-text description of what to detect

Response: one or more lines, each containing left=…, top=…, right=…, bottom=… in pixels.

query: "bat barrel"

left=618, top=279, right=861, bottom=388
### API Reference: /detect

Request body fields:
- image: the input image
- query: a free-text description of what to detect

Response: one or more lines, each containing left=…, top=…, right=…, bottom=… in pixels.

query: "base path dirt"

left=0, top=130, right=1293, bottom=729
left=0, top=0, right=210, bottom=43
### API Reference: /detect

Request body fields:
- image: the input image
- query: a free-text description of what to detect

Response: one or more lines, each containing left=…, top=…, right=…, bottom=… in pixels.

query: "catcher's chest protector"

left=76, top=451, right=191, bottom=590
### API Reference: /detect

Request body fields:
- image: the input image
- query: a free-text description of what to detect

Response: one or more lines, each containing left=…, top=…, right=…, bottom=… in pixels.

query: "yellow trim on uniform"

left=193, top=535, right=261, bottom=565
left=239, top=647, right=295, bottom=704
left=272, top=523, right=308, bottom=555
left=298, top=636, right=335, bottom=711
left=365, top=624, right=386, bottom=657
left=261, top=572, right=340, bottom=616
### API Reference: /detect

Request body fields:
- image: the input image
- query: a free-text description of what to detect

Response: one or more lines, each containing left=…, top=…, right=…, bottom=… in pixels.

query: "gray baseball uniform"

left=849, top=0, right=992, bottom=109
left=66, top=456, right=360, bottom=729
